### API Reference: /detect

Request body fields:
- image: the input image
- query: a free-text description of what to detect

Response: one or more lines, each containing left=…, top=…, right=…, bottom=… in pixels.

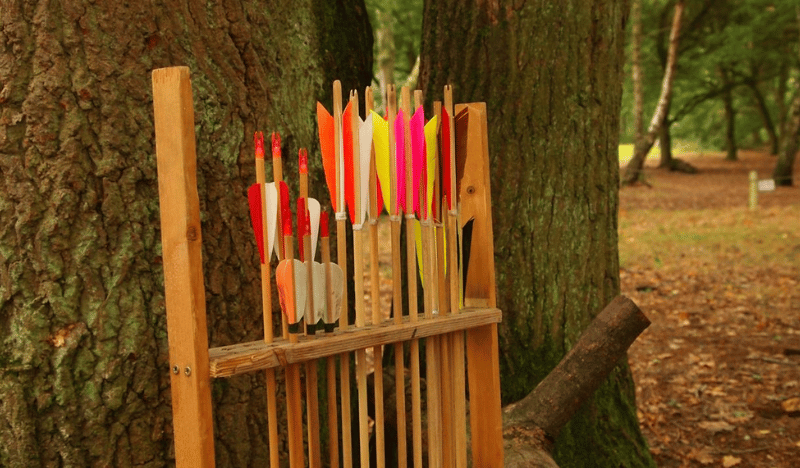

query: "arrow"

left=250, top=131, right=280, bottom=468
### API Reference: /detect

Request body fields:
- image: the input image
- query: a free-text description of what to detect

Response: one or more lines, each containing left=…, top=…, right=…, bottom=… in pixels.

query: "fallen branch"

left=502, top=296, right=651, bottom=467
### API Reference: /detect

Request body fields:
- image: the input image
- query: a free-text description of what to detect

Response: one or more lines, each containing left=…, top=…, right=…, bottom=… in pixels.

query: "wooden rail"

left=209, top=308, right=501, bottom=377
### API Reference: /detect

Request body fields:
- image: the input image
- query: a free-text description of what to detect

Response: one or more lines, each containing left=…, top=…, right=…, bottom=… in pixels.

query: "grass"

left=618, top=140, right=708, bottom=164
left=618, top=206, right=800, bottom=270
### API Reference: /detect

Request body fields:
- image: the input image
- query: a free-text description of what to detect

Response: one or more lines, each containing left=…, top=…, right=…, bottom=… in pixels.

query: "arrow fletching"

left=441, top=107, right=453, bottom=211
left=247, top=183, right=265, bottom=263
left=307, top=198, right=321, bottom=259
left=358, top=113, right=373, bottom=224
left=411, top=106, right=425, bottom=217
left=343, top=100, right=355, bottom=223
left=424, top=115, right=438, bottom=219
left=371, top=110, right=391, bottom=213
left=394, top=109, right=406, bottom=213
left=317, top=103, right=338, bottom=212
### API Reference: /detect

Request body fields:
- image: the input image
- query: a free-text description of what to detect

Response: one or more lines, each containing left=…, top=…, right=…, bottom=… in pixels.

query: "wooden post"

left=456, top=102, right=504, bottom=467
left=152, top=66, right=215, bottom=468
left=749, top=170, right=758, bottom=211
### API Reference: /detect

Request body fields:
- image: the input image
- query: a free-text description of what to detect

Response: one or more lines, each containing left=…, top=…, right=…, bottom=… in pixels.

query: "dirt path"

left=621, top=151, right=800, bottom=467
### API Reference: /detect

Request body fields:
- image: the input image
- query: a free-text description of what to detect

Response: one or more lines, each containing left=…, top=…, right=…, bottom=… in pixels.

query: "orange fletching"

left=317, top=102, right=337, bottom=212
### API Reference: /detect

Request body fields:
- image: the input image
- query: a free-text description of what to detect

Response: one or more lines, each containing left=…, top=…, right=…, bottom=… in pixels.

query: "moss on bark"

left=0, top=1, right=371, bottom=466
left=421, top=1, right=655, bottom=466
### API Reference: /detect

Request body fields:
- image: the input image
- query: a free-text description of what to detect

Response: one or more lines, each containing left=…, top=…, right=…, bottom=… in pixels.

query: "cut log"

left=502, top=296, right=650, bottom=467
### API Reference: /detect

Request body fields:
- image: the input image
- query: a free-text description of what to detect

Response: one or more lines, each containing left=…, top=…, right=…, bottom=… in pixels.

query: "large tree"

left=0, top=1, right=371, bottom=466
left=420, top=1, right=655, bottom=467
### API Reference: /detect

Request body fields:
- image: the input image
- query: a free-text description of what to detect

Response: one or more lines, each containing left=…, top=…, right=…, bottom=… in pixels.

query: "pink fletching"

left=410, top=106, right=425, bottom=217
left=394, top=110, right=406, bottom=213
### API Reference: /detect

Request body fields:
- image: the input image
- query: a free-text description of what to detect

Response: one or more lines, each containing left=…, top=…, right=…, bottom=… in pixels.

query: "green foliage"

left=365, top=0, right=423, bottom=110
left=621, top=0, right=799, bottom=150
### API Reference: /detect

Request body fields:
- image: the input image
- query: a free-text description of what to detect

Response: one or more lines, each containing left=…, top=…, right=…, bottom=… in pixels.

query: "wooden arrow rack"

left=152, top=66, right=504, bottom=468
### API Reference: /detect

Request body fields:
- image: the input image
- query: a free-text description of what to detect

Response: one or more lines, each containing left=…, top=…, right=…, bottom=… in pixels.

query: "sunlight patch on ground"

left=618, top=140, right=707, bottom=164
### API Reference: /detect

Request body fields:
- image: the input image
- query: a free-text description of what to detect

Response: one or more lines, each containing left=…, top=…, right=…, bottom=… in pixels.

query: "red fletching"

left=247, top=183, right=265, bottom=263
left=272, top=132, right=281, bottom=159
left=297, top=198, right=306, bottom=261
left=441, top=107, right=452, bottom=210
left=305, top=208, right=312, bottom=237
left=342, top=101, right=355, bottom=222
left=254, top=132, right=265, bottom=160
left=299, top=148, right=308, bottom=174
left=320, top=211, right=329, bottom=237
left=280, top=181, right=291, bottom=238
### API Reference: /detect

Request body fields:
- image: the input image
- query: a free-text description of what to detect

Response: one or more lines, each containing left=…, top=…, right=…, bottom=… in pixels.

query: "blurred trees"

left=620, top=0, right=800, bottom=184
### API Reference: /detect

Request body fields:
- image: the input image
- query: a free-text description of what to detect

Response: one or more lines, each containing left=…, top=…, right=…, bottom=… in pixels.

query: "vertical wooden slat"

left=456, top=102, right=504, bottom=467
left=152, top=66, right=215, bottom=468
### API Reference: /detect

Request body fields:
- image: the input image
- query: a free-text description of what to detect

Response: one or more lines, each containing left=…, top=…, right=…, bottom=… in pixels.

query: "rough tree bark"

left=773, top=87, right=800, bottom=186
left=0, top=1, right=371, bottom=466
left=772, top=6, right=800, bottom=186
left=420, top=1, right=656, bottom=467
left=622, top=0, right=685, bottom=186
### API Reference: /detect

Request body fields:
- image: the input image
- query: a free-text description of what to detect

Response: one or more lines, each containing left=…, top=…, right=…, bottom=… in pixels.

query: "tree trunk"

left=773, top=90, right=800, bottom=186
left=776, top=62, right=789, bottom=149
left=0, top=2, right=371, bottom=466
left=632, top=0, right=645, bottom=144
left=658, top=116, right=673, bottom=168
left=622, top=0, right=685, bottom=186
left=749, top=81, right=779, bottom=155
left=720, top=68, right=738, bottom=161
left=420, top=1, right=656, bottom=467
left=375, top=7, right=396, bottom=111
left=772, top=6, right=800, bottom=186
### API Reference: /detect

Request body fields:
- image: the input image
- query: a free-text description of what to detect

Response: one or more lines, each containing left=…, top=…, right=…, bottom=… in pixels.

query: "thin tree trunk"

left=658, top=123, right=673, bottom=168
left=375, top=7, right=396, bottom=111
left=777, top=62, right=789, bottom=150
left=622, top=0, right=685, bottom=186
left=720, top=68, right=738, bottom=161
left=749, top=82, right=779, bottom=155
left=0, top=2, right=372, bottom=466
left=421, top=1, right=655, bottom=466
left=632, top=0, right=645, bottom=144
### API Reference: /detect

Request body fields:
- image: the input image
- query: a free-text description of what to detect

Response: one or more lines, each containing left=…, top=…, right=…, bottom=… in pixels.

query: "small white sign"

left=758, top=179, right=776, bottom=192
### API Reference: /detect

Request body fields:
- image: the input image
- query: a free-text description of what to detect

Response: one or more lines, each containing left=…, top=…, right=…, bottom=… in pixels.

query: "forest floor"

left=620, top=150, right=800, bottom=468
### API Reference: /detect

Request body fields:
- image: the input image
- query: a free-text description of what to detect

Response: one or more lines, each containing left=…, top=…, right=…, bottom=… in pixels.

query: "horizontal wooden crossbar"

left=209, top=307, right=501, bottom=378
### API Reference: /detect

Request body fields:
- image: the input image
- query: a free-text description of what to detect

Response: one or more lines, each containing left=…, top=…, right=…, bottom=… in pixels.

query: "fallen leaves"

left=781, top=397, right=800, bottom=413
left=722, top=455, right=742, bottom=467
left=698, top=420, right=735, bottom=433
left=622, top=151, right=800, bottom=468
